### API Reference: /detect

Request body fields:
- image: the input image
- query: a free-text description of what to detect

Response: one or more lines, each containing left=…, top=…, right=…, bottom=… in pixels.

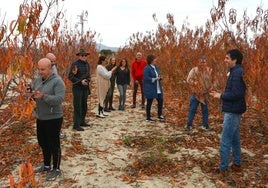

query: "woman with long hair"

left=96, top=55, right=117, bottom=117
left=115, top=58, right=130, bottom=110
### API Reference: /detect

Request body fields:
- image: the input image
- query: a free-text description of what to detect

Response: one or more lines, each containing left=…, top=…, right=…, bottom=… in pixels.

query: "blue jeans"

left=117, top=84, right=128, bottom=108
left=187, top=95, right=208, bottom=125
left=220, top=113, right=242, bottom=170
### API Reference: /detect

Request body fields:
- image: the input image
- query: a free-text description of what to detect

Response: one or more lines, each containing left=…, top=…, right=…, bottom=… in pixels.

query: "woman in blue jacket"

left=143, top=54, right=164, bottom=121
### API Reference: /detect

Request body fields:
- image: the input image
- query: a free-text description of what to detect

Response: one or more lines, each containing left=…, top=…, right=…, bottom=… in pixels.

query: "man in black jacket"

left=68, top=49, right=91, bottom=131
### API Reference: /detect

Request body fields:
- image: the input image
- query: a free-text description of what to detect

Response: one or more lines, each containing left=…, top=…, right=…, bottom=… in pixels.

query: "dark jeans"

left=146, top=94, right=163, bottom=119
left=133, top=80, right=145, bottom=105
left=37, top=117, right=62, bottom=169
left=104, top=79, right=115, bottom=108
left=72, top=87, right=89, bottom=127
left=187, top=95, right=209, bottom=126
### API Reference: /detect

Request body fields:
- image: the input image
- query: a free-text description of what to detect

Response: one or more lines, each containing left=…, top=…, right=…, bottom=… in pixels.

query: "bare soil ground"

left=0, top=77, right=267, bottom=188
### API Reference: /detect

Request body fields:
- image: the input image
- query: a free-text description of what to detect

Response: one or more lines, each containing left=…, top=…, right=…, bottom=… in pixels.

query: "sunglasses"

left=80, top=54, right=87, bottom=57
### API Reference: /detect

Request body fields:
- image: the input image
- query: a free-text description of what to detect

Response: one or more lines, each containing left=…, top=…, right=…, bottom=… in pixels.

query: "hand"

left=209, top=90, right=221, bottom=99
left=33, top=90, right=44, bottom=99
left=192, top=81, right=198, bottom=86
left=72, top=65, right=78, bottom=75
left=25, top=84, right=33, bottom=97
left=25, top=84, right=32, bottom=93
left=112, top=66, right=117, bottom=72
left=82, top=79, right=88, bottom=85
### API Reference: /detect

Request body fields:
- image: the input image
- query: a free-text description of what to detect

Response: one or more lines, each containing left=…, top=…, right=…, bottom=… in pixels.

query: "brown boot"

left=230, top=164, right=241, bottom=172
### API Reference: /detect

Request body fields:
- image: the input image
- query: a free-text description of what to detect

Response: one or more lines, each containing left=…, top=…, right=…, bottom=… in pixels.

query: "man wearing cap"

left=68, top=49, right=91, bottom=131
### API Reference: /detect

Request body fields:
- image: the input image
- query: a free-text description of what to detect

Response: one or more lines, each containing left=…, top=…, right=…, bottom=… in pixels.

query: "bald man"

left=46, top=53, right=56, bottom=61
left=131, top=52, right=147, bottom=108
left=46, top=53, right=58, bottom=75
left=32, top=58, right=66, bottom=181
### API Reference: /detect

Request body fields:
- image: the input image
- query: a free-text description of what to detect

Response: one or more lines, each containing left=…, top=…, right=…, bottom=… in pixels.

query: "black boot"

left=108, top=105, right=115, bottom=111
left=101, top=108, right=108, bottom=117
left=97, top=105, right=105, bottom=118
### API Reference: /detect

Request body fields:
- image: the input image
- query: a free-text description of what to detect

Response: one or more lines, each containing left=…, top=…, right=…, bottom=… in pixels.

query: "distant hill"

left=96, top=43, right=119, bottom=52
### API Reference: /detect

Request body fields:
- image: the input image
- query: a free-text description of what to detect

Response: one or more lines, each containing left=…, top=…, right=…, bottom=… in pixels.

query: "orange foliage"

left=0, top=0, right=267, bottom=186
left=0, top=0, right=98, bottom=122
left=9, top=161, right=39, bottom=188
left=117, top=6, right=268, bottom=124
left=19, top=162, right=37, bottom=186
left=9, top=175, right=15, bottom=188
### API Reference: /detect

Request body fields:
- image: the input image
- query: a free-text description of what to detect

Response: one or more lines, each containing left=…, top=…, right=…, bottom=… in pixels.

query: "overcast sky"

left=0, top=0, right=267, bottom=47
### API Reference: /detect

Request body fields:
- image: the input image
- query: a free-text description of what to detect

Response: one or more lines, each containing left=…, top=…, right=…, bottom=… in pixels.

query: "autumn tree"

left=117, top=0, right=268, bottom=124
left=0, top=0, right=98, bottom=123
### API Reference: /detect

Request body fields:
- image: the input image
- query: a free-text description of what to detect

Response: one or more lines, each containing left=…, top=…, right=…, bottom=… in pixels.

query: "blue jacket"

left=143, top=65, right=163, bottom=99
left=221, top=64, right=246, bottom=114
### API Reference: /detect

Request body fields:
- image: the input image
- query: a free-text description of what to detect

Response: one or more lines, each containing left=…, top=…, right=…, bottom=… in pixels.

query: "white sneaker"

left=102, top=112, right=108, bottom=116
left=158, top=115, right=165, bottom=121
left=97, top=114, right=105, bottom=118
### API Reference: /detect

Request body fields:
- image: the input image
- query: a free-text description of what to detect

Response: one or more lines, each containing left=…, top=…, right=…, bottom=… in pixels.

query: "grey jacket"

left=32, top=73, right=66, bottom=120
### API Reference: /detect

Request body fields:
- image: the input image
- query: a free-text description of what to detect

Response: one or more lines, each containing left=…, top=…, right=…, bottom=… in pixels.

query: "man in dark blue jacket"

left=210, top=49, right=246, bottom=172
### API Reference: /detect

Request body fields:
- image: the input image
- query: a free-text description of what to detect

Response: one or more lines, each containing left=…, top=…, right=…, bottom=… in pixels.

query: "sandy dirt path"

left=0, top=78, right=218, bottom=188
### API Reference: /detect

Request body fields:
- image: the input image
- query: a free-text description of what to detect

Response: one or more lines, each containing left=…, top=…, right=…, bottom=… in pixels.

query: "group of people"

left=100, top=57, right=131, bottom=112
left=67, top=50, right=165, bottom=125
left=68, top=51, right=132, bottom=122
left=29, top=48, right=246, bottom=181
